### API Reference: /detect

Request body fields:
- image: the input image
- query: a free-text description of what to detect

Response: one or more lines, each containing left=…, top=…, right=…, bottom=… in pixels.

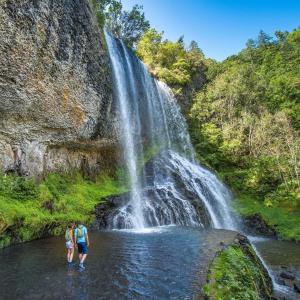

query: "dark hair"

left=67, top=223, right=74, bottom=229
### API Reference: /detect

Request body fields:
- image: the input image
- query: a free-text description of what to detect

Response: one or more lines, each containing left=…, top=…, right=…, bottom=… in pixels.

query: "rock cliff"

left=0, top=0, right=119, bottom=177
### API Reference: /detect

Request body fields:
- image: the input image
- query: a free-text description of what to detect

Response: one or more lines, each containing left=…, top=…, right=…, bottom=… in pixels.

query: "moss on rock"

left=203, top=234, right=273, bottom=300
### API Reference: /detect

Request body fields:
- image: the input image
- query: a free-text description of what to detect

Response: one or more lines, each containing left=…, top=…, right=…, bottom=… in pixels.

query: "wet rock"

left=277, top=278, right=286, bottom=286
left=95, top=193, right=131, bottom=228
left=95, top=150, right=218, bottom=229
left=242, top=214, right=277, bottom=237
left=0, top=0, right=119, bottom=176
left=280, top=271, right=296, bottom=281
left=294, top=281, right=300, bottom=293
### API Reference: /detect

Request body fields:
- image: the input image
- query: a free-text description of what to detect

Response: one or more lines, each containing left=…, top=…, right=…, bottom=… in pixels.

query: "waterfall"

left=105, top=31, right=236, bottom=230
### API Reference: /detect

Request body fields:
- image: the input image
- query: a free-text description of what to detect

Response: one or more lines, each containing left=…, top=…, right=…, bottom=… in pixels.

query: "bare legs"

left=67, top=247, right=74, bottom=263
left=70, top=247, right=74, bottom=262
left=79, top=253, right=87, bottom=264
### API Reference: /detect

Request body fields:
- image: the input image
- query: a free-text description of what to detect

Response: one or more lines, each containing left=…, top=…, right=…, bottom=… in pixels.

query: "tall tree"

left=92, top=0, right=150, bottom=48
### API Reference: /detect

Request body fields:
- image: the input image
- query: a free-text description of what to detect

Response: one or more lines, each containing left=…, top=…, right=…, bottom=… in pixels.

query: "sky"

left=122, top=0, right=300, bottom=61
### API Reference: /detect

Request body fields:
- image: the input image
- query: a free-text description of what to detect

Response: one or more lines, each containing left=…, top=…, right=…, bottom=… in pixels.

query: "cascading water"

left=105, top=31, right=236, bottom=230
left=104, top=32, right=293, bottom=297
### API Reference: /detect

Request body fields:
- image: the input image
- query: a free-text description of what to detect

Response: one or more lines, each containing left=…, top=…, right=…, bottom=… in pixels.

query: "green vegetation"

left=136, top=30, right=211, bottom=107
left=0, top=172, right=127, bottom=248
left=91, top=0, right=150, bottom=48
left=137, top=30, right=203, bottom=86
left=204, top=245, right=272, bottom=300
left=189, top=29, right=300, bottom=241
left=234, top=194, right=300, bottom=241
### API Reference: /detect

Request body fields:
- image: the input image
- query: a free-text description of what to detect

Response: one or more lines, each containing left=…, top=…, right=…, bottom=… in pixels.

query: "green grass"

left=216, top=168, right=300, bottom=242
left=204, top=245, right=272, bottom=300
left=0, top=172, right=127, bottom=248
left=234, top=194, right=300, bottom=242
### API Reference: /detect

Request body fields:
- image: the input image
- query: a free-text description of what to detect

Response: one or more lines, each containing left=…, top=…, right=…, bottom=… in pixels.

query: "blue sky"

left=122, top=0, right=300, bottom=61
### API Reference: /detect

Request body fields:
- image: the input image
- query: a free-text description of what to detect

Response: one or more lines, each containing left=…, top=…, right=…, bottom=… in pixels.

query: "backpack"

left=65, top=229, right=72, bottom=241
left=77, top=227, right=85, bottom=238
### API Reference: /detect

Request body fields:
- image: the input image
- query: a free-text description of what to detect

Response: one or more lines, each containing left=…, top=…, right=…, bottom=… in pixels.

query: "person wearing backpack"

left=65, top=223, right=75, bottom=265
left=74, top=223, right=90, bottom=270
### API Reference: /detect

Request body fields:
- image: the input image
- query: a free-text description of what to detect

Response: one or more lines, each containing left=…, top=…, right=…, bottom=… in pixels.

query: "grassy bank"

left=234, top=194, right=300, bottom=242
left=204, top=244, right=272, bottom=300
left=0, top=172, right=127, bottom=248
left=217, top=169, right=300, bottom=242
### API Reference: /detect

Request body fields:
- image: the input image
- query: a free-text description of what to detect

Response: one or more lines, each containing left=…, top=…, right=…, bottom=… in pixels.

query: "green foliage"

left=0, top=175, right=39, bottom=200
left=92, top=0, right=150, bottom=48
left=0, top=172, right=128, bottom=248
left=204, top=246, right=270, bottom=300
left=235, top=194, right=300, bottom=241
left=90, top=0, right=110, bottom=27
left=136, top=29, right=208, bottom=99
left=189, top=28, right=300, bottom=240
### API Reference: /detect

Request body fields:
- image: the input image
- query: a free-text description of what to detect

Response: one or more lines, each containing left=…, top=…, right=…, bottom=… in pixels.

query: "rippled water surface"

left=1, top=228, right=299, bottom=299
left=0, top=227, right=238, bottom=300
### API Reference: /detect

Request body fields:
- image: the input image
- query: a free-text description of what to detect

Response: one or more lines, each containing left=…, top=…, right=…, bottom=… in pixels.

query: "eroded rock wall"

left=0, top=0, right=119, bottom=176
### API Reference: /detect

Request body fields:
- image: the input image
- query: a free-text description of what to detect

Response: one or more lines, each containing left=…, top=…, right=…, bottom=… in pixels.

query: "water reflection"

left=2, top=228, right=299, bottom=299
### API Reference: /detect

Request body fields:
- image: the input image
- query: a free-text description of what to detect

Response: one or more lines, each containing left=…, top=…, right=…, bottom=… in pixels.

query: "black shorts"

left=77, top=242, right=88, bottom=254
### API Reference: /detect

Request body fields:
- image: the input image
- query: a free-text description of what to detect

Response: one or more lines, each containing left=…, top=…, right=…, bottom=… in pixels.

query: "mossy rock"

left=203, top=234, right=273, bottom=300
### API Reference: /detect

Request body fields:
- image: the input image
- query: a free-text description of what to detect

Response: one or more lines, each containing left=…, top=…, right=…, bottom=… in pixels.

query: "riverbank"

left=214, top=168, right=300, bottom=242
left=203, top=234, right=273, bottom=300
left=234, top=194, right=300, bottom=242
left=0, top=172, right=127, bottom=248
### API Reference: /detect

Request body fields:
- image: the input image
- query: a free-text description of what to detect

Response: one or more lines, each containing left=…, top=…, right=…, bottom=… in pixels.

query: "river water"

left=252, top=237, right=300, bottom=299
left=0, top=227, right=235, bottom=300
left=1, top=227, right=299, bottom=300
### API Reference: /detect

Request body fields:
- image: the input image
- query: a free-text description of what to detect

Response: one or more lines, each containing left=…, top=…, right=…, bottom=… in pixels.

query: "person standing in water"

left=65, top=223, right=75, bottom=265
left=74, top=224, right=90, bottom=270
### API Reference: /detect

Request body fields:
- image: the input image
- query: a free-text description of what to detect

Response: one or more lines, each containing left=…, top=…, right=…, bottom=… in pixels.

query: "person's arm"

left=86, top=230, right=89, bottom=246
left=74, top=229, right=77, bottom=245
left=71, top=230, right=75, bottom=245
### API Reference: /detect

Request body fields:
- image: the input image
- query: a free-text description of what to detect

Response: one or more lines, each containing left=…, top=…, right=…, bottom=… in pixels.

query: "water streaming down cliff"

left=105, top=31, right=236, bottom=230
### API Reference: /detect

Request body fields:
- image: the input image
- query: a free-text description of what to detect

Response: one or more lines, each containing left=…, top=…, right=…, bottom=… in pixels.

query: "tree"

left=118, top=5, right=150, bottom=48
left=257, top=30, right=273, bottom=47
left=188, top=40, right=204, bottom=55
left=246, top=38, right=256, bottom=49
left=93, top=0, right=150, bottom=48
left=189, top=28, right=300, bottom=214
left=275, top=30, right=288, bottom=45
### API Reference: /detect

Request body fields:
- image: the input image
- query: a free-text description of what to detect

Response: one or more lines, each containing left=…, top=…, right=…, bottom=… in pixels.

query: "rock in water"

left=280, top=271, right=296, bottom=281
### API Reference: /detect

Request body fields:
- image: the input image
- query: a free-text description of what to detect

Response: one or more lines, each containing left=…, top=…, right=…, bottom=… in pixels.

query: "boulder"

left=242, top=214, right=277, bottom=237
left=280, top=271, right=296, bottom=281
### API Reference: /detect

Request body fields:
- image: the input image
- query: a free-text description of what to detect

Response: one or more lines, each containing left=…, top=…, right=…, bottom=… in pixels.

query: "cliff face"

left=0, top=0, right=119, bottom=177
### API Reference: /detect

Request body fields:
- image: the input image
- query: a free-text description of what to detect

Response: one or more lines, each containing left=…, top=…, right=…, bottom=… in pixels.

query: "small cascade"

left=105, top=31, right=236, bottom=230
